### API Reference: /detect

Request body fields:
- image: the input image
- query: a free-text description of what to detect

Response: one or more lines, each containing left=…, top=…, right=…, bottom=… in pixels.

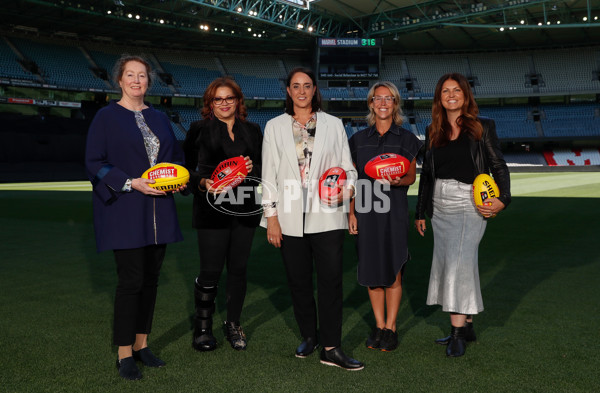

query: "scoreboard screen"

left=317, top=38, right=382, bottom=80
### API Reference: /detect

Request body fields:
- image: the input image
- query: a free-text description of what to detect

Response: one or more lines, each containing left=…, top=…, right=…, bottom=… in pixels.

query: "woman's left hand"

left=477, top=198, right=505, bottom=218
left=244, top=156, right=253, bottom=174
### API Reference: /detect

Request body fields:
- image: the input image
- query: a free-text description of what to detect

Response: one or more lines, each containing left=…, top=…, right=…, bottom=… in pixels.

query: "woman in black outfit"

left=183, top=77, right=262, bottom=351
left=415, top=73, right=511, bottom=357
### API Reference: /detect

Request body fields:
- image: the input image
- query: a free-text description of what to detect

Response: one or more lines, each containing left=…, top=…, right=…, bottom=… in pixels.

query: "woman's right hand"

left=203, top=178, right=228, bottom=195
left=266, top=216, right=283, bottom=248
left=132, top=178, right=167, bottom=196
left=415, top=219, right=427, bottom=237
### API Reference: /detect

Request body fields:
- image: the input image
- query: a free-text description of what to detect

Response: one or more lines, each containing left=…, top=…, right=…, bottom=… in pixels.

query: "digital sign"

left=318, top=38, right=382, bottom=47
left=317, top=38, right=382, bottom=80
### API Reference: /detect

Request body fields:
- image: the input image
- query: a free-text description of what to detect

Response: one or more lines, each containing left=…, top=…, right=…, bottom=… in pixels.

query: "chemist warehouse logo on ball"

left=206, top=177, right=392, bottom=216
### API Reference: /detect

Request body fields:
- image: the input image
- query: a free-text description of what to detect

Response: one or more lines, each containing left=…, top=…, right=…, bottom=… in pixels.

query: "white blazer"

left=261, top=111, right=357, bottom=237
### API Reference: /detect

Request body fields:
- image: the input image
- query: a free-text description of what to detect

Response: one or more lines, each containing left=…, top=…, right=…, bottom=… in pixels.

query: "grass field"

left=0, top=172, right=599, bottom=393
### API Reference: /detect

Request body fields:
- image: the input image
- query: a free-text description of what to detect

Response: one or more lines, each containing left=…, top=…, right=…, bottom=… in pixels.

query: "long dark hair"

left=430, top=72, right=482, bottom=148
left=201, top=76, right=248, bottom=121
left=284, top=67, right=322, bottom=116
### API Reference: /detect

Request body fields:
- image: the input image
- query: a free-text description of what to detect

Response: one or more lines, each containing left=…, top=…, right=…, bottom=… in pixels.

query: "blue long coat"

left=85, top=100, right=184, bottom=252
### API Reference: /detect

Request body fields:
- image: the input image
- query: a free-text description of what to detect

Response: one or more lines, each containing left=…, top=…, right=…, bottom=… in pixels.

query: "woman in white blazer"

left=261, top=67, right=363, bottom=371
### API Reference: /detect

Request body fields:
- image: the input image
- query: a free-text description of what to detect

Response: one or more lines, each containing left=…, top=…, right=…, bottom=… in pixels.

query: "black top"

left=183, top=116, right=263, bottom=229
left=415, top=117, right=511, bottom=220
left=433, top=132, right=476, bottom=184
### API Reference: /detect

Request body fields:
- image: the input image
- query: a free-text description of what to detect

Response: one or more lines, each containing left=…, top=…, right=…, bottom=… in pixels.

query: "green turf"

left=0, top=172, right=599, bottom=392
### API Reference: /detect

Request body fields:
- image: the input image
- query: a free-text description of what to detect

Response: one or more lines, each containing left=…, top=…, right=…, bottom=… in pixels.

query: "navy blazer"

left=85, top=100, right=184, bottom=252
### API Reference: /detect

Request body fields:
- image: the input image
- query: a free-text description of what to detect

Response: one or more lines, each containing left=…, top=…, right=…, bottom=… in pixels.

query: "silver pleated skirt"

left=426, top=179, right=487, bottom=315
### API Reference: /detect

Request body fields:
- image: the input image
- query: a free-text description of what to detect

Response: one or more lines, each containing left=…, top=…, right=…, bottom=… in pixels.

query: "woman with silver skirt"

left=415, top=73, right=511, bottom=357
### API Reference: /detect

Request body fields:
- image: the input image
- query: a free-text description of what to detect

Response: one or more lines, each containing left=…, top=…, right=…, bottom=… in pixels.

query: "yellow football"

left=141, top=162, right=189, bottom=192
left=472, top=173, right=500, bottom=214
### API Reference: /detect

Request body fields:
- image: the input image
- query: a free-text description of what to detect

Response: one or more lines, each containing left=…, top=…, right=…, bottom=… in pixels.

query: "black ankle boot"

left=446, top=326, right=466, bottom=357
left=435, top=321, right=476, bottom=345
left=192, top=280, right=218, bottom=352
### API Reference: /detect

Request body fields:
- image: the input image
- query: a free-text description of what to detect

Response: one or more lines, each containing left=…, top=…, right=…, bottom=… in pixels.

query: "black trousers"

left=113, top=244, right=166, bottom=346
left=280, top=229, right=345, bottom=348
left=196, top=219, right=256, bottom=322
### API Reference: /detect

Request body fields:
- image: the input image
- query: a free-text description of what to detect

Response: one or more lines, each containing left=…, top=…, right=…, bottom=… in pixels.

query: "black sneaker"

left=320, top=347, right=364, bottom=371
left=132, top=347, right=165, bottom=368
left=223, top=321, right=247, bottom=350
left=365, top=327, right=383, bottom=349
left=295, top=337, right=319, bottom=358
left=116, top=356, right=142, bottom=380
left=379, top=329, right=398, bottom=352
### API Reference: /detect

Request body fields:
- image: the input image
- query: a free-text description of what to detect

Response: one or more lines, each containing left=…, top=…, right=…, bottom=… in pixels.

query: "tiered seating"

left=321, top=88, right=351, bottom=99
left=478, top=107, right=538, bottom=139
left=171, top=106, right=202, bottom=132
left=544, top=148, right=600, bottom=165
left=0, top=39, right=34, bottom=80
left=247, top=109, right=283, bottom=131
left=541, top=104, right=600, bottom=137
left=351, top=87, right=369, bottom=99
left=220, top=54, right=284, bottom=98
left=404, top=54, right=469, bottom=95
left=533, top=48, right=600, bottom=94
left=161, top=63, right=220, bottom=96
left=469, top=52, right=531, bottom=96
left=10, top=37, right=106, bottom=90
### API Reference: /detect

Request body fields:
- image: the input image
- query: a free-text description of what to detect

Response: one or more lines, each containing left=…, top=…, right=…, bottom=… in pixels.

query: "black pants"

left=280, top=229, right=345, bottom=348
left=113, top=244, right=166, bottom=346
left=196, top=219, right=256, bottom=322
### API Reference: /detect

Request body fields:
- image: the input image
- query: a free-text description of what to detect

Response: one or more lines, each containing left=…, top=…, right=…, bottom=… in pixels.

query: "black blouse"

left=433, top=132, right=476, bottom=184
left=183, top=116, right=263, bottom=229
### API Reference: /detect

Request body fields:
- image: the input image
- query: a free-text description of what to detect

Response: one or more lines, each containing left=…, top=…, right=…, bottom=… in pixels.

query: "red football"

left=318, top=167, right=347, bottom=202
left=364, top=153, right=410, bottom=180
left=210, top=157, right=248, bottom=190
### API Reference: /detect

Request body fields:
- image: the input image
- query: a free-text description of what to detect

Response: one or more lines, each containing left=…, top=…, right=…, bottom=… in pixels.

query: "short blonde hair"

left=366, top=81, right=404, bottom=126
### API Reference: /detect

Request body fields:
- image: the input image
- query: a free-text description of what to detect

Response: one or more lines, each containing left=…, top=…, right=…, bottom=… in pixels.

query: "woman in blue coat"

left=85, top=55, right=185, bottom=380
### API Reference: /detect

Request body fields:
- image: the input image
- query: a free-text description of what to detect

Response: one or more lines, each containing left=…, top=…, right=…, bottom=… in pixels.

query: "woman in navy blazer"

left=261, top=68, right=363, bottom=370
left=85, top=55, right=185, bottom=380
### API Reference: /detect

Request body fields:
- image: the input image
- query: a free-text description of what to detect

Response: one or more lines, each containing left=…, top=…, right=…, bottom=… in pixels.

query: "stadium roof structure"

left=2, top=0, right=600, bottom=53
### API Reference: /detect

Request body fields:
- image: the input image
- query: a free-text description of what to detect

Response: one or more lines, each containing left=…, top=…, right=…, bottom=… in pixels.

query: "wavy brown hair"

left=201, top=76, right=248, bottom=121
left=429, top=73, right=482, bottom=148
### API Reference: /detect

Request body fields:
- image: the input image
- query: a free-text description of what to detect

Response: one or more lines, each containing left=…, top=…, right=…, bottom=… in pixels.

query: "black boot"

left=435, top=321, right=476, bottom=345
left=192, top=280, right=218, bottom=352
left=446, top=326, right=466, bottom=357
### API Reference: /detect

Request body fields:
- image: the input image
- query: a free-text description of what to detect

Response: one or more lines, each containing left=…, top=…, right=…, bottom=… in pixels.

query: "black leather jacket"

left=415, top=117, right=511, bottom=220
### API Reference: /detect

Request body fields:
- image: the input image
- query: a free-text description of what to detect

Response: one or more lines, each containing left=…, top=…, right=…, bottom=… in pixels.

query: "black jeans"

left=113, top=244, right=166, bottom=346
left=280, top=229, right=345, bottom=348
left=196, top=219, right=256, bottom=322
